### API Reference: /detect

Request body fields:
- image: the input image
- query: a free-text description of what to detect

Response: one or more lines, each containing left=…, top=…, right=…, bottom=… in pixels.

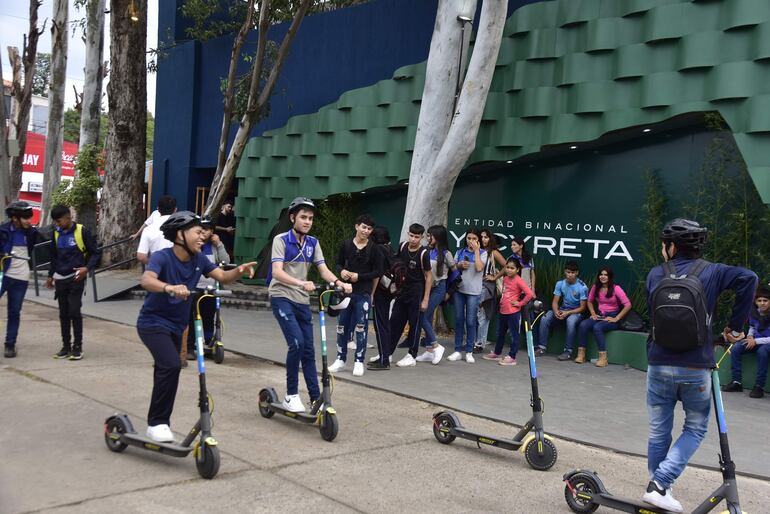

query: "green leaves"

left=51, top=144, right=103, bottom=211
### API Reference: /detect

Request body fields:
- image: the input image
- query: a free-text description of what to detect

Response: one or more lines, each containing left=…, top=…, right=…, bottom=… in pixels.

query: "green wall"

left=235, top=0, right=770, bottom=262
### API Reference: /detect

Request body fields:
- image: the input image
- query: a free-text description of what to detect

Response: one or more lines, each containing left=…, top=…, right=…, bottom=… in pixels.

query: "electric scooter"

left=258, top=283, right=346, bottom=442
left=199, top=263, right=237, bottom=364
left=563, top=341, right=744, bottom=513
left=104, top=287, right=232, bottom=479
left=432, top=300, right=559, bottom=471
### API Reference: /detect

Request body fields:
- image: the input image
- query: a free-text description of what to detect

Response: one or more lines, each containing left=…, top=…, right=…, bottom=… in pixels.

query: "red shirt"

left=499, top=275, right=534, bottom=315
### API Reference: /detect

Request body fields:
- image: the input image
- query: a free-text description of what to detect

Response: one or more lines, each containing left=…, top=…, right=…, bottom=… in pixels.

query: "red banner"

left=22, top=132, right=78, bottom=176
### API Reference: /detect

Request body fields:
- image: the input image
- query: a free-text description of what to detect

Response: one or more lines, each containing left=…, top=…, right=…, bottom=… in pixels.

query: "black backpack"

left=380, top=242, right=426, bottom=296
left=650, top=259, right=711, bottom=353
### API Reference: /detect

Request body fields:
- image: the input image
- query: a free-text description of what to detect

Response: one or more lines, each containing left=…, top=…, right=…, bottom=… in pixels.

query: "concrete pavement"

left=2, top=301, right=770, bottom=514
left=25, top=287, right=770, bottom=478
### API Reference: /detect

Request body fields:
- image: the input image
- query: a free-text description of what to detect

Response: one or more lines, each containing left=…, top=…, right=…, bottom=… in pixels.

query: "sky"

left=0, top=0, right=159, bottom=115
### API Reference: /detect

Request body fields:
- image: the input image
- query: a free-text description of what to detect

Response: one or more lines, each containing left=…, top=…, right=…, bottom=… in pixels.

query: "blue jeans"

left=647, top=366, right=711, bottom=488
left=538, top=310, right=582, bottom=352
left=494, top=311, right=521, bottom=358
left=1, top=276, right=28, bottom=347
left=577, top=311, right=619, bottom=351
left=421, top=280, right=446, bottom=346
left=454, top=292, right=481, bottom=352
left=335, top=293, right=370, bottom=363
left=271, top=297, right=320, bottom=400
left=730, top=341, right=770, bottom=387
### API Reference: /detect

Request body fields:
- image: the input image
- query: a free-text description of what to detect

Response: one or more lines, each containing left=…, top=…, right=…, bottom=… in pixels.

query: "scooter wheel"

left=213, top=343, right=225, bottom=364
left=104, top=417, right=128, bottom=453
left=524, top=437, right=557, bottom=471
left=564, top=473, right=600, bottom=513
left=319, top=411, right=338, bottom=442
left=432, top=412, right=456, bottom=445
left=258, top=388, right=276, bottom=418
left=195, top=443, right=220, bottom=479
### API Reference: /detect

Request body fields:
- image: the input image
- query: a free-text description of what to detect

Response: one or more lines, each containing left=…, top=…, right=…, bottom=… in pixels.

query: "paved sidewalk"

left=3, top=301, right=770, bottom=514
left=25, top=290, right=770, bottom=479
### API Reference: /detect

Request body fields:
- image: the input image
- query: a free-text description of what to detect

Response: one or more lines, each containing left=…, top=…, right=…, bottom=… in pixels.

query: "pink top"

left=588, top=284, right=631, bottom=315
left=499, top=275, right=534, bottom=315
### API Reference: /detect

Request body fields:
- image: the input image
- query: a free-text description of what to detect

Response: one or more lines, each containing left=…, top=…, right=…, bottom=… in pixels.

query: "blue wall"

left=152, top=0, right=544, bottom=210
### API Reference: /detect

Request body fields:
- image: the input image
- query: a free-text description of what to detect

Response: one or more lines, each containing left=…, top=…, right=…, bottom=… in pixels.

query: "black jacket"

left=336, top=238, right=385, bottom=295
left=48, top=224, right=101, bottom=277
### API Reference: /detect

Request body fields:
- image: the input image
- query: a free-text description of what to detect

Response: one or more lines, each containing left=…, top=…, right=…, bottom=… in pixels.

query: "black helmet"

left=324, top=290, right=350, bottom=317
left=661, top=218, right=708, bottom=250
left=288, top=197, right=316, bottom=215
left=200, top=215, right=215, bottom=229
left=160, top=211, right=203, bottom=242
left=5, top=201, right=33, bottom=219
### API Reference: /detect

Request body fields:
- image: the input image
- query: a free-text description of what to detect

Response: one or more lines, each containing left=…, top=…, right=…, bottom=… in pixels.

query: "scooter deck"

left=450, top=427, right=523, bottom=451
left=120, top=433, right=193, bottom=457
left=268, top=403, right=321, bottom=423
left=593, top=492, right=680, bottom=514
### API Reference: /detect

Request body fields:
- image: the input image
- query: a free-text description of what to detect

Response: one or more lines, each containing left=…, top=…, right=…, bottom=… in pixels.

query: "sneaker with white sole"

left=369, top=354, right=392, bottom=363
left=353, top=361, right=364, bottom=376
left=431, top=344, right=445, bottom=365
left=396, top=354, right=417, bottom=367
left=642, top=481, right=683, bottom=513
left=347, top=340, right=357, bottom=350
left=328, top=359, right=346, bottom=373
left=281, top=394, right=306, bottom=413
left=415, top=350, right=434, bottom=362
left=146, top=424, right=174, bottom=443
left=465, top=353, right=475, bottom=363
left=447, top=351, right=462, bottom=361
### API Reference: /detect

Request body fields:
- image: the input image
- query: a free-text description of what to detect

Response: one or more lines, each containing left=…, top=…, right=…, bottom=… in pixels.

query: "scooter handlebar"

left=199, top=285, right=233, bottom=297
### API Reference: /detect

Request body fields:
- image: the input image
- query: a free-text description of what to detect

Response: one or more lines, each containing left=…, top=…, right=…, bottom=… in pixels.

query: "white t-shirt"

left=143, top=210, right=161, bottom=227
left=137, top=215, right=173, bottom=256
left=5, top=245, right=30, bottom=281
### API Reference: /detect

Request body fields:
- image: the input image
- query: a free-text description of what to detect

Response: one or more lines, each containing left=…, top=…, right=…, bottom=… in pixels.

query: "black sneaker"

left=54, top=346, right=71, bottom=359
left=535, top=347, right=546, bottom=356
left=721, top=381, right=743, bottom=392
left=749, top=385, right=765, bottom=398
left=472, top=345, right=484, bottom=354
left=4, top=346, right=16, bottom=358
left=69, top=346, right=83, bottom=360
left=367, top=361, right=390, bottom=370
left=557, top=351, right=572, bottom=361
left=186, top=350, right=197, bottom=361
left=397, top=340, right=410, bottom=349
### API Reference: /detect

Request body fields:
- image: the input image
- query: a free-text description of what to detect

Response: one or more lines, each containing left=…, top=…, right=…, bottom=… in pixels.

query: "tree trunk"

left=8, top=2, right=44, bottom=201
left=41, top=0, right=69, bottom=225
left=99, top=0, right=146, bottom=264
left=204, top=0, right=312, bottom=218
left=0, top=53, right=11, bottom=206
left=76, top=0, right=106, bottom=233
left=399, top=0, right=505, bottom=238
left=79, top=0, right=105, bottom=148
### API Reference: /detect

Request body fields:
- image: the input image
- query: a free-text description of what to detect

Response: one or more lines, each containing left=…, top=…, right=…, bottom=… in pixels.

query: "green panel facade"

left=235, top=0, right=770, bottom=260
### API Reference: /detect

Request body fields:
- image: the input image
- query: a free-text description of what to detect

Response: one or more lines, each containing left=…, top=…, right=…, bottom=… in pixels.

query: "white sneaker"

left=146, top=424, right=174, bottom=443
left=369, top=354, right=392, bottom=363
left=353, top=361, right=364, bottom=376
left=415, top=350, right=434, bottom=362
left=347, top=340, right=357, bottom=350
left=431, top=344, right=445, bottom=365
left=328, top=359, right=346, bottom=373
left=642, top=481, right=683, bottom=513
left=465, top=353, right=475, bottom=363
left=281, top=394, right=306, bottom=413
left=447, top=351, right=462, bottom=361
left=396, top=354, right=417, bottom=367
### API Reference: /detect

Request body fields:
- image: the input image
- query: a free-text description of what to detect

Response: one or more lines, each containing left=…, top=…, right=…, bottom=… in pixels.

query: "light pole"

left=454, top=0, right=475, bottom=113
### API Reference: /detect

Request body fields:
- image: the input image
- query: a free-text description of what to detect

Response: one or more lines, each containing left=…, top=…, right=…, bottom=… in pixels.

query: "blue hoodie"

left=646, top=255, right=757, bottom=368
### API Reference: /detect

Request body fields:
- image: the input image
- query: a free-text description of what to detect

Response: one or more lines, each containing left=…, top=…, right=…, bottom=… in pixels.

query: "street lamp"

left=454, top=0, right=475, bottom=112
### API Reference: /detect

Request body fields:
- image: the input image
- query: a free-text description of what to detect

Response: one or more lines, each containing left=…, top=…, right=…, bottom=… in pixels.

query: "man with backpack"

left=47, top=205, right=102, bottom=360
left=368, top=223, right=431, bottom=370
left=328, top=214, right=384, bottom=377
left=642, top=218, right=756, bottom=512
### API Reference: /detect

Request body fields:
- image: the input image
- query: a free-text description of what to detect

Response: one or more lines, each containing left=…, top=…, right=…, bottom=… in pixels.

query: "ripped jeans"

left=271, top=297, right=320, bottom=400
left=335, top=293, right=371, bottom=363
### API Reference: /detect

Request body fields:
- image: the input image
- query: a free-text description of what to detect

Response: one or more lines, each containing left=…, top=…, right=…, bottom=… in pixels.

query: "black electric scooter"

left=104, top=287, right=232, bottom=479
left=199, top=263, right=237, bottom=364
left=258, top=283, right=344, bottom=442
left=432, top=301, right=558, bottom=471
left=563, top=341, right=744, bottom=513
